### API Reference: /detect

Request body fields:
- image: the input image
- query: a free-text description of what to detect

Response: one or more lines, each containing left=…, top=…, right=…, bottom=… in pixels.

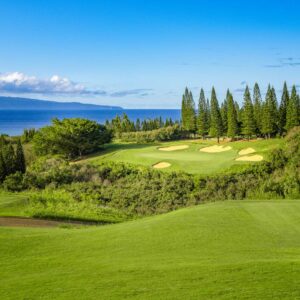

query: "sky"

left=0, top=0, right=300, bottom=108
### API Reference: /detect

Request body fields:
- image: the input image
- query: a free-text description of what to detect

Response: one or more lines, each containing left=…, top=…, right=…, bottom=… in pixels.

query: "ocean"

left=0, top=109, right=181, bottom=136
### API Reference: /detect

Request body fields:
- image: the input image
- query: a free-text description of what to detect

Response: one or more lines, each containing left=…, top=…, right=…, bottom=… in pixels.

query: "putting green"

left=84, top=138, right=283, bottom=174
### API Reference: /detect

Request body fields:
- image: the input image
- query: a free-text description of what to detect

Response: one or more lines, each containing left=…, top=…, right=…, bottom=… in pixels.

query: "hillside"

left=0, top=96, right=123, bottom=110
left=1, top=200, right=300, bottom=299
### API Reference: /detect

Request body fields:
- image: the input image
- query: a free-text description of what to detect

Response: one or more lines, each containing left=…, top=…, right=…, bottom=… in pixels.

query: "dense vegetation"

left=2, top=127, right=298, bottom=221
left=182, top=83, right=300, bottom=140
left=105, top=113, right=178, bottom=135
left=0, top=136, right=26, bottom=184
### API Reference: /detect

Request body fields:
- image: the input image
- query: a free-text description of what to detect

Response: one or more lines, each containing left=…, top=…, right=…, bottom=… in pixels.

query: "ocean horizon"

left=0, top=109, right=181, bottom=136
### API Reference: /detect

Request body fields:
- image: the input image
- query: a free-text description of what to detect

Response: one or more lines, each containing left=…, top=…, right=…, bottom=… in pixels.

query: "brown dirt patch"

left=0, top=217, right=95, bottom=228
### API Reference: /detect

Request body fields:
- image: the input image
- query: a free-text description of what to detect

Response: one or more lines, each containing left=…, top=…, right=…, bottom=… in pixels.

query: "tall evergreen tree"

left=2, top=143, right=16, bottom=175
left=15, top=140, right=26, bottom=174
left=227, top=90, right=238, bottom=140
left=270, top=86, right=279, bottom=133
left=187, top=91, right=197, bottom=132
left=0, top=152, right=6, bottom=182
left=261, top=85, right=275, bottom=138
left=181, top=88, right=188, bottom=130
left=209, top=87, right=223, bottom=143
left=135, top=118, right=141, bottom=131
left=242, top=86, right=255, bottom=139
left=253, top=83, right=262, bottom=135
left=197, top=89, right=209, bottom=138
left=278, top=82, right=290, bottom=135
left=234, top=101, right=242, bottom=135
left=286, top=85, right=299, bottom=131
left=220, top=92, right=228, bottom=135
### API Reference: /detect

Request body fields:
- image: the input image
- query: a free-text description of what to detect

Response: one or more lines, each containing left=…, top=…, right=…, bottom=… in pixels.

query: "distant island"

left=0, top=96, right=123, bottom=110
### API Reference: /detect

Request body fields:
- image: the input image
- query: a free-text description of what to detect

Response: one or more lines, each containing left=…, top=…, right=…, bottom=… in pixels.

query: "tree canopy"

left=33, top=118, right=112, bottom=158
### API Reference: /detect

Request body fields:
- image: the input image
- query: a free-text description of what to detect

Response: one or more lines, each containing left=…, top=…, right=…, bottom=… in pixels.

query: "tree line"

left=105, top=113, right=178, bottom=135
left=0, top=136, right=26, bottom=182
left=182, top=82, right=300, bottom=141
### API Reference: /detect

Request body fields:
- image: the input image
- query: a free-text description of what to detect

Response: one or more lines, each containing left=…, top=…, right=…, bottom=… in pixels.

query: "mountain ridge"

left=0, top=96, right=123, bottom=110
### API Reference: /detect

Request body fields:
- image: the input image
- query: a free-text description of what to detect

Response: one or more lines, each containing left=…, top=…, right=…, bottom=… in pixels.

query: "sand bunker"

left=238, top=148, right=256, bottom=155
left=235, top=155, right=263, bottom=162
left=200, top=145, right=232, bottom=153
left=158, top=145, right=189, bottom=151
left=153, top=162, right=171, bottom=169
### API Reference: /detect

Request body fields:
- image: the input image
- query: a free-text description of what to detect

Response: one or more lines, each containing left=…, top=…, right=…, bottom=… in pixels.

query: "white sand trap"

left=236, top=155, right=263, bottom=162
left=238, top=148, right=256, bottom=156
left=200, top=145, right=232, bottom=153
left=153, top=162, right=171, bottom=169
left=158, top=145, right=189, bottom=151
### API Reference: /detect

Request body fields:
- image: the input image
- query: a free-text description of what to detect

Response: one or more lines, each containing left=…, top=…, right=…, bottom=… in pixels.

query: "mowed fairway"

left=1, top=200, right=300, bottom=299
left=84, top=138, right=283, bottom=174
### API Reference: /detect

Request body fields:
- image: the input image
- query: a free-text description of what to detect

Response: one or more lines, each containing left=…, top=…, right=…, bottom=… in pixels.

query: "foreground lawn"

left=1, top=200, right=300, bottom=299
left=83, top=138, right=283, bottom=174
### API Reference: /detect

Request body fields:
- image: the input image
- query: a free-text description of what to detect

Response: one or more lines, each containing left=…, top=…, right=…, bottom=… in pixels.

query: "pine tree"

left=135, top=118, right=141, bottom=131
left=253, top=83, right=262, bottom=135
left=242, top=86, right=255, bottom=139
left=2, top=143, right=16, bottom=175
left=15, top=139, right=26, bottom=173
left=197, top=89, right=209, bottom=138
left=286, top=85, right=299, bottom=131
left=261, top=85, right=274, bottom=138
left=187, top=91, right=197, bottom=133
left=220, top=93, right=228, bottom=136
left=278, top=82, right=290, bottom=135
left=0, top=152, right=6, bottom=182
left=234, top=101, right=242, bottom=135
left=271, top=87, right=279, bottom=132
left=227, top=90, right=238, bottom=140
left=209, top=87, right=223, bottom=143
left=181, top=88, right=189, bottom=130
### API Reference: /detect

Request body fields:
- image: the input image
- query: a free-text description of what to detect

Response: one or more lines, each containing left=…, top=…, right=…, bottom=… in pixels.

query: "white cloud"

left=0, top=72, right=106, bottom=95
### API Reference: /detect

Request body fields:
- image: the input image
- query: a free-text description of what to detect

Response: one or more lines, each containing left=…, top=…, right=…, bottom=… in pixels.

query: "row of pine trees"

left=0, top=137, right=26, bottom=182
left=181, top=82, right=300, bottom=141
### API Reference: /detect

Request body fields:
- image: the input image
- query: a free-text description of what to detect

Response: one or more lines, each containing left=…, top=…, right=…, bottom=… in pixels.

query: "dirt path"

left=0, top=217, right=95, bottom=228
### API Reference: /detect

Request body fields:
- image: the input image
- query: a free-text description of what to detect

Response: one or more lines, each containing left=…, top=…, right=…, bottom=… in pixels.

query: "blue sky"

left=0, top=0, right=300, bottom=108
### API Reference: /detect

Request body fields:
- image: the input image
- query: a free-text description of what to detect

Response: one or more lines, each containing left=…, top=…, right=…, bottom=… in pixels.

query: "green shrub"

left=3, top=172, right=25, bottom=192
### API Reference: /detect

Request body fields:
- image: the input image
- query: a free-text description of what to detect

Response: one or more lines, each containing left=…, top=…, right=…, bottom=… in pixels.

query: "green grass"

left=82, top=138, right=283, bottom=174
left=0, top=192, right=29, bottom=217
left=1, top=200, right=300, bottom=299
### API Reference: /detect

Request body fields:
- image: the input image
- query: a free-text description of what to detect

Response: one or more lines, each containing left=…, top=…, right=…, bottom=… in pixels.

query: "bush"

left=2, top=172, right=25, bottom=192
left=118, top=125, right=184, bottom=143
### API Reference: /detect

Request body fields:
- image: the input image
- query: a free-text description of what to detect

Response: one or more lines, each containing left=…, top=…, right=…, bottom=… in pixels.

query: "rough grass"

left=0, top=192, right=29, bottom=217
left=0, top=192, right=130, bottom=224
left=1, top=200, right=300, bottom=299
left=81, top=138, right=283, bottom=174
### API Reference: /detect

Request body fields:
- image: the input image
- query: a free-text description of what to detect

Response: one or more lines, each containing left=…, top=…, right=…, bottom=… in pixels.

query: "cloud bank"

left=0, top=72, right=151, bottom=98
left=0, top=72, right=106, bottom=96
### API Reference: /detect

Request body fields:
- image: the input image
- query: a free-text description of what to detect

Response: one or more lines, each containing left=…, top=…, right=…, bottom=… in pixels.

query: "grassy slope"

left=83, top=138, right=283, bottom=174
left=1, top=200, right=300, bottom=299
